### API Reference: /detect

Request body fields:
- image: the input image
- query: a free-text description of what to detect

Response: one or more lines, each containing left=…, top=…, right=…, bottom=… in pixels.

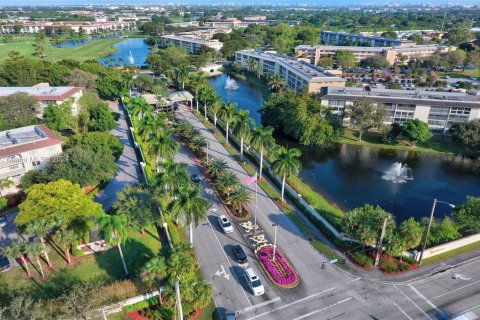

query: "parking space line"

left=391, top=300, right=414, bottom=320
left=244, top=287, right=336, bottom=320
left=241, top=297, right=281, bottom=313
left=394, top=285, right=433, bottom=320
left=291, top=297, right=353, bottom=320
left=453, top=303, right=480, bottom=318
left=432, top=279, right=480, bottom=300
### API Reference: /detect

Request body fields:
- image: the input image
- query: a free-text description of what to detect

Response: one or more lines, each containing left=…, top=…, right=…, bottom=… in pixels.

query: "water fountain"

left=382, top=162, right=414, bottom=183
left=224, top=76, right=239, bottom=90
left=128, top=50, right=135, bottom=65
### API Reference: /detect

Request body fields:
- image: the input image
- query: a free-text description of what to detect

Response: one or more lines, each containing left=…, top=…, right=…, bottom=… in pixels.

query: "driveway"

left=0, top=211, right=18, bottom=249
left=94, top=100, right=140, bottom=211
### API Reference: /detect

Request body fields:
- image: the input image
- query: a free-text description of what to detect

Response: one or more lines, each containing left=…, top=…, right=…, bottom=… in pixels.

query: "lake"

left=210, top=73, right=480, bottom=221
left=54, top=33, right=122, bottom=48
left=98, top=38, right=150, bottom=67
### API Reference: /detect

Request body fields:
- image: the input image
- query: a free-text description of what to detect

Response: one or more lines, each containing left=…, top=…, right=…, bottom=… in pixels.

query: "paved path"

left=94, top=100, right=140, bottom=211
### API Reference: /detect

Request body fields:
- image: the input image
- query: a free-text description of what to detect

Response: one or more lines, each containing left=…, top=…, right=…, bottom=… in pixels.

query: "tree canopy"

left=64, top=131, right=123, bottom=160
left=0, top=93, right=40, bottom=130
left=402, top=119, right=432, bottom=145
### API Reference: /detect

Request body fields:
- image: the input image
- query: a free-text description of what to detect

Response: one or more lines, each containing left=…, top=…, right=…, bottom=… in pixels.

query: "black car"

left=232, top=245, right=248, bottom=264
left=0, top=254, right=10, bottom=272
left=191, top=174, right=201, bottom=183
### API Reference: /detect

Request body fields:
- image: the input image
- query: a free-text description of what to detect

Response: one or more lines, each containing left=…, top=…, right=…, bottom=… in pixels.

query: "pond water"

left=98, top=38, right=150, bottom=67
left=210, top=73, right=480, bottom=221
left=54, top=33, right=122, bottom=48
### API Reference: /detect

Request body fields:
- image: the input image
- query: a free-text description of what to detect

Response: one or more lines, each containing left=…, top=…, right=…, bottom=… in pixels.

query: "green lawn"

left=0, top=225, right=161, bottom=302
left=336, top=129, right=462, bottom=155
left=0, top=34, right=123, bottom=63
left=437, top=69, right=480, bottom=79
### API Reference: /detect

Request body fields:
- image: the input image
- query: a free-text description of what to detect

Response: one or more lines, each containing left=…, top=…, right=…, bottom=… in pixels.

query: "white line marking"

left=453, top=304, right=480, bottom=318
left=244, top=287, right=336, bottom=320
left=207, top=219, right=252, bottom=306
left=291, top=297, right=353, bottom=320
left=394, top=285, right=433, bottom=320
left=350, top=277, right=362, bottom=283
left=432, top=279, right=480, bottom=300
left=391, top=301, right=414, bottom=320
left=241, top=297, right=281, bottom=313
left=409, top=285, right=450, bottom=320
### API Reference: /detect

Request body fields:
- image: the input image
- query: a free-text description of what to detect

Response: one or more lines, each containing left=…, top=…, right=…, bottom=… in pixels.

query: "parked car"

left=0, top=216, right=7, bottom=228
left=224, top=310, right=236, bottom=320
left=0, top=252, right=10, bottom=272
left=232, top=245, right=248, bottom=264
left=219, top=215, right=234, bottom=234
left=191, top=174, right=201, bottom=183
left=244, top=268, right=265, bottom=296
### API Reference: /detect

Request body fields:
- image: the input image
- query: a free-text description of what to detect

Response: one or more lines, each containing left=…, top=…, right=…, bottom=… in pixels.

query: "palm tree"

left=232, top=109, right=253, bottom=155
left=206, top=158, right=227, bottom=179
left=142, top=256, right=168, bottom=305
left=218, top=102, right=237, bottom=145
left=155, top=160, right=190, bottom=192
left=55, top=229, right=77, bottom=265
left=25, top=242, right=45, bottom=279
left=173, top=65, right=189, bottom=90
left=148, top=128, right=180, bottom=168
left=25, top=218, right=54, bottom=268
left=227, top=185, right=252, bottom=216
left=247, top=58, right=259, bottom=73
left=138, top=112, right=161, bottom=141
left=251, top=126, right=275, bottom=179
left=267, top=73, right=285, bottom=92
left=187, top=278, right=213, bottom=312
left=188, top=73, right=206, bottom=112
left=215, top=171, right=240, bottom=197
left=97, top=214, right=129, bottom=277
left=198, top=85, right=216, bottom=122
left=168, top=244, right=197, bottom=280
left=272, top=147, right=302, bottom=202
left=209, top=100, right=222, bottom=129
left=170, top=184, right=209, bottom=244
left=129, top=97, right=153, bottom=120
left=4, top=239, right=30, bottom=277
left=0, top=177, right=14, bottom=196
left=189, top=136, right=207, bottom=155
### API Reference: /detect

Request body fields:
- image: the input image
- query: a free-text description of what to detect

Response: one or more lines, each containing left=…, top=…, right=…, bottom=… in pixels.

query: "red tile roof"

left=0, top=125, right=63, bottom=158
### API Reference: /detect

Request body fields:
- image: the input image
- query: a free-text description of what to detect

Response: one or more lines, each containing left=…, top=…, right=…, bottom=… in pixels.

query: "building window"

left=32, top=161, right=41, bottom=167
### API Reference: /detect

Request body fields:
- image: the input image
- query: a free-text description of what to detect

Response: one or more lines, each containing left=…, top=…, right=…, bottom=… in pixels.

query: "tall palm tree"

left=97, top=214, right=129, bottom=277
left=227, top=185, right=252, bottom=216
left=173, top=65, right=189, bottom=90
left=148, top=128, right=180, bottom=168
left=155, top=160, right=190, bottom=193
left=206, top=158, right=227, bottom=179
left=137, top=112, right=157, bottom=141
left=142, top=256, right=168, bottom=305
left=247, top=58, right=259, bottom=73
left=218, top=102, right=237, bottom=145
left=25, top=218, right=54, bottom=268
left=198, top=85, right=216, bottom=122
left=129, top=97, right=153, bottom=120
left=267, top=73, right=285, bottom=92
left=232, top=109, right=253, bottom=155
left=188, top=73, right=206, bottom=112
left=209, top=100, right=222, bottom=129
left=272, top=147, right=302, bottom=202
left=170, top=184, right=209, bottom=244
left=25, top=242, right=45, bottom=279
left=251, top=126, right=275, bottom=179
left=4, top=239, right=30, bottom=277
left=168, top=244, right=197, bottom=280
left=215, top=171, right=240, bottom=197
left=55, top=229, right=77, bottom=265
left=189, top=136, right=207, bottom=155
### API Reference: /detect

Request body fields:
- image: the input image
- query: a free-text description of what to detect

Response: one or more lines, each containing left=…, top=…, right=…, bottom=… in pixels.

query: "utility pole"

left=272, top=223, right=278, bottom=262
left=419, top=199, right=437, bottom=265
left=374, top=217, right=388, bottom=267
left=175, top=277, right=183, bottom=320
left=440, top=7, right=447, bottom=32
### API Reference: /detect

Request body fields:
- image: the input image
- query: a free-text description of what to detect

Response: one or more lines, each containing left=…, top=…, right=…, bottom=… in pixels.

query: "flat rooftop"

left=321, top=31, right=401, bottom=42
left=0, top=125, right=62, bottom=157
left=237, top=50, right=344, bottom=82
left=295, top=44, right=449, bottom=52
left=161, top=34, right=222, bottom=45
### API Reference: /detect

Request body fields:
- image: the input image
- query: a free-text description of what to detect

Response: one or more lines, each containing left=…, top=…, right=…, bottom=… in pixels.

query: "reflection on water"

left=54, top=33, right=121, bottom=48
left=209, top=73, right=480, bottom=221
left=98, top=38, right=150, bottom=67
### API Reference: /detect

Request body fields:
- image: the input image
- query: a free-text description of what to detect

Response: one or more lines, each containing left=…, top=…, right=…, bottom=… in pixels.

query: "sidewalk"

left=94, top=100, right=140, bottom=211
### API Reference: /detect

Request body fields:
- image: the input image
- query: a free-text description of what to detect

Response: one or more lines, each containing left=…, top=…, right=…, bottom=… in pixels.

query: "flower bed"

left=347, top=251, right=374, bottom=270
left=370, top=252, right=418, bottom=274
left=256, top=245, right=299, bottom=289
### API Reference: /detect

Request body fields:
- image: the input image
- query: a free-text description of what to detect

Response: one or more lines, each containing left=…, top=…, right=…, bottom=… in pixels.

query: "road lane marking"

left=350, top=277, right=361, bottom=283
left=244, top=287, right=336, bottom=320
left=215, top=264, right=230, bottom=280
left=432, top=279, right=480, bottom=300
left=241, top=297, right=281, bottom=313
left=207, top=218, right=252, bottom=306
left=291, top=297, right=353, bottom=320
left=453, top=305, right=480, bottom=318
left=394, top=285, right=433, bottom=320
left=391, top=301, right=414, bottom=320
left=409, top=285, right=450, bottom=320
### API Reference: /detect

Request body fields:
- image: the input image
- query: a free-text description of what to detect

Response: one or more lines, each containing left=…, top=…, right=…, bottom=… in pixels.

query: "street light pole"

left=374, top=217, right=388, bottom=267
left=206, top=142, right=209, bottom=165
left=418, top=199, right=455, bottom=265
left=175, top=276, right=183, bottom=320
left=272, top=223, right=278, bottom=262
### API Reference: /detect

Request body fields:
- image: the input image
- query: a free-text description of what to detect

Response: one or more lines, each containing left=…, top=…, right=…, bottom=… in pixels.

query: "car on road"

left=224, top=310, right=236, bottom=320
left=218, top=215, right=234, bottom=234
left=191, top=173, right=201, bottom=183
left=232, top=245, right=248, bottom=264
left=244, top=268, right=265, bottom=296
left=0, top=216, right=7, bottom=228
left=0, top=251, right=10, bottom=272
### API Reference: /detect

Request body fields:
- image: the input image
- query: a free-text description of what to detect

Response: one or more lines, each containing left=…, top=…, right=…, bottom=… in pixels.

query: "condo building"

left=160, top=34, right=223, bottom=54
left=205, top=18, right=299, bottom=30
left=0, top=125, right=63, bottom=195
left=320, top=31, right=404, bottom=47
left=319, top=87, right=480, bottom=132
left=235, top=50, right=345, bottom=93
left=295, top=44, right=455, bottom=66
left=0, top=21, right=134, bottom=34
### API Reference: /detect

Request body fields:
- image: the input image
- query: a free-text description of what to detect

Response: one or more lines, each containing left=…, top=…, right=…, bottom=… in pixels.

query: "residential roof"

left=0, top=125, right=62, bottom=158
left=0, top=86, right=83, bottom=101
left=169, top=90, right=194, bottom=102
